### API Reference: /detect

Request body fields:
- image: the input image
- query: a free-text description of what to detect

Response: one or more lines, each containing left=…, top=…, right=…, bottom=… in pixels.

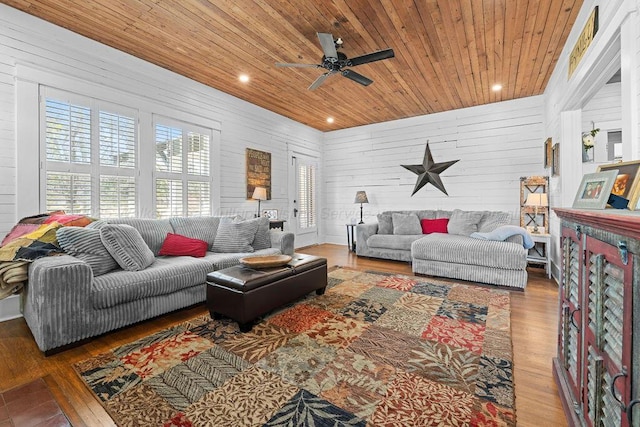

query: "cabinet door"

left=560, top=225, right=583, bottom=402
left=583, top=235, right=633, bottom=427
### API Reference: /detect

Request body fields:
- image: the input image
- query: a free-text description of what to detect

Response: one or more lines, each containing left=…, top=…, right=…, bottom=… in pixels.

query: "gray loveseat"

left=23, top=215, right=294, bottom=353
left=356, top=209, right=528, bottom=289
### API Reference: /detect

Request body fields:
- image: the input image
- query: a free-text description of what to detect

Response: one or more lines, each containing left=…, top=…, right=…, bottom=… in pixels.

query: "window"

left=154, top=118, right=212, bottom=218
left=298, top=163, right=316, bottom=229
left=41, top=88, right=137, bottom=217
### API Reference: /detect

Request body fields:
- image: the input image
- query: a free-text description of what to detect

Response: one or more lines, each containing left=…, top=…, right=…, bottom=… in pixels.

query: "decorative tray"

left=239, top=254, right=292, bottom=268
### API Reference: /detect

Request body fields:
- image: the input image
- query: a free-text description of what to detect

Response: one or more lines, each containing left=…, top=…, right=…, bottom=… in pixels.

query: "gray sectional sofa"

left=356, top=209, right=529, bottom=289
left=23, top=215, right=294, bottom=353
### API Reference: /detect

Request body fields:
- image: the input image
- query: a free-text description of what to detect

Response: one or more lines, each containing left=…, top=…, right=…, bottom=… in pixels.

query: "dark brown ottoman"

left=206, top=253, right=327, bottom=332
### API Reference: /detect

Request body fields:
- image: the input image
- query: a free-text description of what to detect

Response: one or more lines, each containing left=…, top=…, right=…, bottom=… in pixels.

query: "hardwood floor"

left=0, top=244, right=567, bottom=426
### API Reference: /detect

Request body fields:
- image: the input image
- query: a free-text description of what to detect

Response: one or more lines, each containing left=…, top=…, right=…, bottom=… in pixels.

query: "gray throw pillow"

left=251, top=216, right=272, bottom=250
left=377, top=213, right=393, bottom=234
left=477, top=211, right=511, bottom=233
left=392, top=213, right=422, bottom=235
left=100, top=224, right=155, bottom=271
left=170, top=216, right=221, bottom=250
left=447, top=209, right=484, bottom=236
left=56, top=226, right=119, bottom=276
left=212, top=217, right=260, bottom=253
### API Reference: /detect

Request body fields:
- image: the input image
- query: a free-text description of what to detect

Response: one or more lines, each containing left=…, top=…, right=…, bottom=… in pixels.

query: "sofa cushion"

left=421, top=218, right=449, bottom=234
left=100, top=224, right=155, bottom=271
left=159, top=233, right=208, bottom=257
left=392, top=213, right=422, bottom=235
left=367, top=234, right=424, bottom=251
left=477, top=211, right=511, bottom=233
left=212, top=217, right=259, bottom=253
left=56, top=226, right=119, bottom=276
left=92, top=256, right=211, bottom=309
left=107, top=218, right=173, bottom=255
left=412, top=234, right=526, bottom=270
left=377, top=213, right=393, bottom=234
left=169, top=216, right=221, bottom=250
left=447, top=209, right=483, bottom=236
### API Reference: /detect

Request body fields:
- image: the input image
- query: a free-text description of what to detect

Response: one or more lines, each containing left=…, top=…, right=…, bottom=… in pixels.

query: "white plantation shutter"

left=154, top=116, right=213, bottom=218
left=100, top=176, right=136, bottom=218
left=156, top=179, right=183, bottom=217
left=46, top=172, right=92, bottom=214
left=298, top=163, right=316, bottom=229
left=41, top=88, right=138, bottom=217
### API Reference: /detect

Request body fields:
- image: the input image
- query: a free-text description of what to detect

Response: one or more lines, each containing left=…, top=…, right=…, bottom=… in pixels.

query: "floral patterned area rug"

left=74, top=268, right=516, bottom=426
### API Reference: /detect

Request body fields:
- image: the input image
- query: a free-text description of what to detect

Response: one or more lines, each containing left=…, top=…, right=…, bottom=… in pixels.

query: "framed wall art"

left=572, top=170, right=618, bottom=209
left=597, top=160, right=640, bottom=210
left=246, top=148, right=271, bottom=200
left=552, top=143, right=560, bottom=176
left=544, top=138, right=553, bottom=168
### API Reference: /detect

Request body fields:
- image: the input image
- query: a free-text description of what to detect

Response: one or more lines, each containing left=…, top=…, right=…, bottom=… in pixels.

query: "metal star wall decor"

left=401, top=142, right=459, bottom=196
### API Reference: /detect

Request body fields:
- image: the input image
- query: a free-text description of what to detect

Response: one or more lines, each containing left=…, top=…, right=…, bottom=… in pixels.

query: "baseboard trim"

left=0, top=294, right=22, bottom=322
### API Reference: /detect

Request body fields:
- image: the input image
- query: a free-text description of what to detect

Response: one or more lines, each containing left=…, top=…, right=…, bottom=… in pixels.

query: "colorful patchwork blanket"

left=0, top=212, right=94, bottom=300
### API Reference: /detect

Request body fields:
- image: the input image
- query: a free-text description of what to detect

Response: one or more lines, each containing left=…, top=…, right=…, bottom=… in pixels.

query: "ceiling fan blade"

left=308, top=71, right=335, bottom=90
left=341, top=69, right=373, bottom=86
left=317, top=32, right=338, bottom=59
left=275, top=62, right=321, bottom=68
left=348, top=48, right=395, bottom=66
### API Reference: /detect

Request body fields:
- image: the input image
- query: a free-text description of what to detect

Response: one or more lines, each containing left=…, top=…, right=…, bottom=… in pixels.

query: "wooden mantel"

left=554, top=208, right=640, bottom=240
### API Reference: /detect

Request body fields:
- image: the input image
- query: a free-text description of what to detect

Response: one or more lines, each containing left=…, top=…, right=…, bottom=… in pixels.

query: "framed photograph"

left=544, top=138, right=553, bottom=168
left=552, top=143, right=560, bottom=176
left=262, top=209, right=278, bottom=219
left=572, top=170, right=619, bottom=209
left=597, top=160, right=640, bottom=210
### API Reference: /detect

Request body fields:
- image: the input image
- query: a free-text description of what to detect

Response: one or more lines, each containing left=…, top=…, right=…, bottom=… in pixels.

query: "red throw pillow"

left=421, top=218, right=449, bottom=234
left=159, top=233, right=208, bottom=257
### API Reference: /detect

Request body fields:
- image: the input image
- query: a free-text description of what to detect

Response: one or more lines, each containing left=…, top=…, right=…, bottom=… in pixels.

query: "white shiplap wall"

left=0, top=4, right=322, bottom=320
left=322, top=96, right=546, bottom=245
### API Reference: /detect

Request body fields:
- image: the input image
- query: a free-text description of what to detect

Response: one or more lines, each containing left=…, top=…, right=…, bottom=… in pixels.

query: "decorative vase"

left=582, top=145, right=593, bottom=163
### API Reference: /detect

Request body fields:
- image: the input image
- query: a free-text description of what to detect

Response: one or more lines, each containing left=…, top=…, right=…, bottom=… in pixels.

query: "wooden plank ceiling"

left=1, top=0, right=584, bottom=131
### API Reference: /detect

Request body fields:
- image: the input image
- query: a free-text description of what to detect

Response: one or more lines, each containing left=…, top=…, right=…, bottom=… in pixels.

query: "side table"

left=269, top=220, right=286, bottom=230
left=346, top=224, right=356, bottom=252
left=527, top=232, right=551, bottom=278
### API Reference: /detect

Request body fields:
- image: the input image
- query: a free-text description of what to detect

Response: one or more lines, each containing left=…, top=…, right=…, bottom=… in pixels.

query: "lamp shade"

left=354, top=191, right=369, bottom=204
left=252, top=187, right=267, bottom=201
left=525, top=193, right=548, bottom=207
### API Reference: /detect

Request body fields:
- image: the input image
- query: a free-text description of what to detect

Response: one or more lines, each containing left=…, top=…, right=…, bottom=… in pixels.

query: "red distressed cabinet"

left=554, top=209, right=639, bottom=427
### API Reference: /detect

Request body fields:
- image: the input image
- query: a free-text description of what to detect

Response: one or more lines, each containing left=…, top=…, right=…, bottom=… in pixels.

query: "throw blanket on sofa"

left=470, top=225, right=535, bottom=249
left=0, top=212, right=94, bottom=299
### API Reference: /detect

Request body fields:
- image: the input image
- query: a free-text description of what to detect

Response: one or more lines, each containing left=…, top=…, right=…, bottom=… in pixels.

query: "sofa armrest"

left=24, top=255, right=93, bottom=352
left=356, top=223, right=378, bottom=255
left=270, top=230, right=294, bottom=256
left=506, top=234, right=524, bottom=246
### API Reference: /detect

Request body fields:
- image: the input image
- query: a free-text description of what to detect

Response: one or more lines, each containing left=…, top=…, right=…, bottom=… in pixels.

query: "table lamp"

left=354, top=191, right=369, bottom=224
left=252, top=187, right=267, bottom=217
left=525, top=192, right=548, bottom=233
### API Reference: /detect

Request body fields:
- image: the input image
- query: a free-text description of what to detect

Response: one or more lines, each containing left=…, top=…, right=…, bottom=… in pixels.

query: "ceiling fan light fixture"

left=491, top=83, right=502, bottom=92
left=326, top=117, right=335, bottom=124
left=239, top=74, right=250, bottom=83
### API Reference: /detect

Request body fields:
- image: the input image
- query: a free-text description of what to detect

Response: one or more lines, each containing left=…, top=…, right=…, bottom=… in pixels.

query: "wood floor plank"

left=0, top=243, right=567, bottom=426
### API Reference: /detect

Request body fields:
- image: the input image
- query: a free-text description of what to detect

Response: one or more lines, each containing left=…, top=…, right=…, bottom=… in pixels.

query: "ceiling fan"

left=276, top=32, right=395, bottom=90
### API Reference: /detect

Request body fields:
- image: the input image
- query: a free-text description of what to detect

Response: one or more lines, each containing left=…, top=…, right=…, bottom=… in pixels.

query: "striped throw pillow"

left=100, top=224, right=155, bottom=271
left=211, top=217, right=260, bottom=253
left=56, top=226, right=119, bottom=276
left=251, top=216, right=271, bottom=250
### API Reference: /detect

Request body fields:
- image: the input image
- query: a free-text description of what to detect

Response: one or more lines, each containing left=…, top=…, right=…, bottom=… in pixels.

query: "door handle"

left=293, top=208, right=298, bottom=217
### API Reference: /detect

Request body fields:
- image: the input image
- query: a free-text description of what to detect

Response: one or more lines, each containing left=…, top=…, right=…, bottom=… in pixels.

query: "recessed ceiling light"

left=239, top=74, right=250, bottom=83
left=326, top=117, right=334, bottom=123
left=492, top=84, right=502, bottom=92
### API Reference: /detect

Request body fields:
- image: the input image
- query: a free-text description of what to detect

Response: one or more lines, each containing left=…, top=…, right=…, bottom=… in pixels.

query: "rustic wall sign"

left=568, top=6, right=598, bottom=79
left=246, top=148, right=271, bottom=199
